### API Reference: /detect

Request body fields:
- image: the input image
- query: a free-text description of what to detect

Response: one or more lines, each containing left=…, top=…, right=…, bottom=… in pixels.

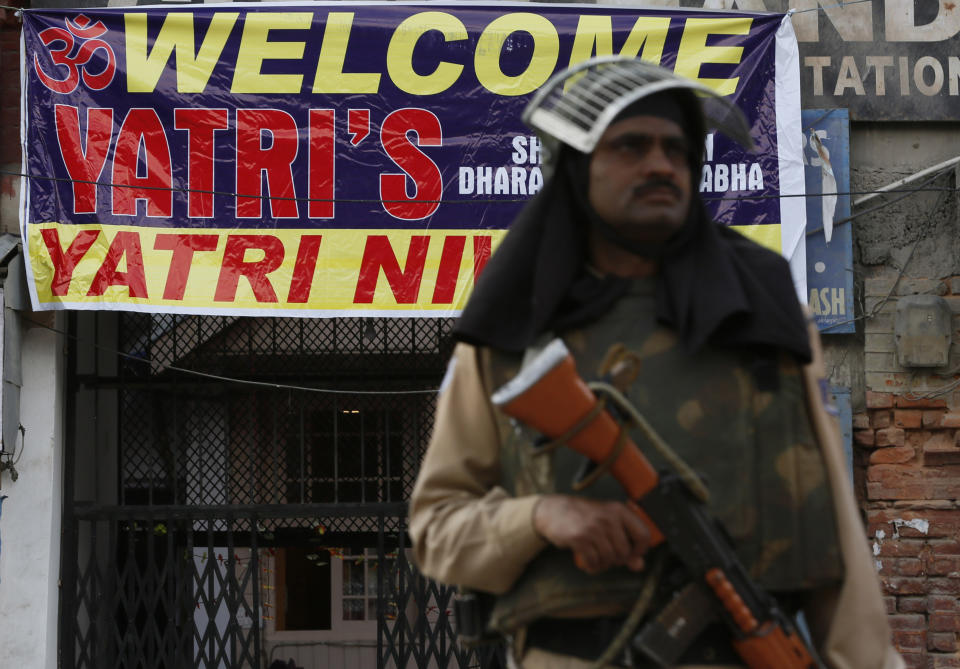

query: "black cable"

left=13, top=308, right=441, bottom=395
left=8, top=1, right=872, bottom=15
left=4, top=168, right=958, bottom=205
left=6, top=162, right=954, bottom=373
left=791, top=0, right=873, bottom=14
left=806, top=166, right=955, bottom=238
left=816, top=168, right=953, bottom=334
left=0, top=424, right=25, bottom=466
left=14, top=159, right=948, bottom=396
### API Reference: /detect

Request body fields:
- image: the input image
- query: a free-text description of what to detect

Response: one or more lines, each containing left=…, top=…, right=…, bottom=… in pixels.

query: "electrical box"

left=895, top=295, right=952, bottom=367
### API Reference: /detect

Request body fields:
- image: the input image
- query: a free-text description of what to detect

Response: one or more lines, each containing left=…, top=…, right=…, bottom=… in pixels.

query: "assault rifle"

left=490, top=339, right=820, bottom=669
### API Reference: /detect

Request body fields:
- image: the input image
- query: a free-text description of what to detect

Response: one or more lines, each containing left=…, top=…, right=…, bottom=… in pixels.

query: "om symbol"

left=34, top=14, right=116, bottom=94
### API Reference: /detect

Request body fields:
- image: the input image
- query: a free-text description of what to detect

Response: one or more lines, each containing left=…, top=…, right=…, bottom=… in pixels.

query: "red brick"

left=890, top=612, right=928, bottom=629
left=853, top=412, right=871, bottom=429
left=882, top=576, right=928, bottom=594
left=896, top=410, right=923, bottom=428
left=928, top=579, right=960, bottom=596
left=930, top=633, right=958, bottom=652
left=886, top=595, right=901, bottom=613
left=907, top=430, right=930, bottom=449
left=882, top=558, right=924, bottom=577
left=928, top=595, right=960, bottom=612
left=868, top=391, right=895, bottom=408
left=942, top=414, right=960, bottom=428
left=926, top=557, right=960, bottom=576
left=896, top=396, right=949, bottom=409
left=872, top=410, right=893, bottom=428
left=925, top=410, right=948, bottom=428
left=855, top=429, right=876, bottom=447
left=929, top=516, right=960, bottom=540
left=871, top=511, right=960, bottom=540
left=898, top=524, right=934, bottom=540
left=930, top=539, right=960, bottom=556
left=893, top=629, right=926, bottom=650
left=877, top=427, right=907, bottom=446
left=866, top=481, right=894, bottom=500
left=930, top=613, right=960, bottom=632
left=901, top=596, right=927, bottom=613
left=871, top=445, right=916, bottom=464
left=899, top=651, right=926, bottom=669
left=926, top=432, right=959, bottom=450
left=874, top=539, right=926, bottom=557
left=924, top=433, right=960, bottom=465
left=869, top=509, right=918, bottom=525
left=931, top=654, right=960, bottom=668
left=868, top=465, right=960, bottom=500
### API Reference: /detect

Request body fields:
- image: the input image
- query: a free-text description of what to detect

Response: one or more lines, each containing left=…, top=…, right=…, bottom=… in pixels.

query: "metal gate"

left=61, top=312, right=504, bottom=669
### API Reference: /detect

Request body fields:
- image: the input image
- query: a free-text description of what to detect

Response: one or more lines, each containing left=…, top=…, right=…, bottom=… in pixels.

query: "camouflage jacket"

left=485, top=280, right=842, bottom=631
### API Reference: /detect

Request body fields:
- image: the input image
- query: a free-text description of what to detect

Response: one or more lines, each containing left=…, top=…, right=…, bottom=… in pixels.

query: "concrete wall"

left=829, top=122, right=960, bottom=668
left=0, top=7, right=68, bottom=669
left=0, top=315, right=65, bottom=669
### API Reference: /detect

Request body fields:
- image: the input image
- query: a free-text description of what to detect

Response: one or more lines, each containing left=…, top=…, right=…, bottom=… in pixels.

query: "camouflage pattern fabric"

left=487, top=279, right=842, bottom=633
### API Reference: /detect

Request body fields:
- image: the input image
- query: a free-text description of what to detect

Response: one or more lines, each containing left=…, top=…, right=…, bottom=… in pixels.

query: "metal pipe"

left=853, top=154, right=960, bottom=207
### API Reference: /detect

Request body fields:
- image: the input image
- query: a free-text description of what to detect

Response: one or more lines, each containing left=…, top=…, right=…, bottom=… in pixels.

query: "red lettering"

left=354, top=235, right=430, bottom=304
left=40, top=227, right=100, bottom=296
left=111, top=108, right=172, bottom=217
left=87, top=230, right=148, bottom=298
left=308, top=109, right=334, bottom=219
left=155, top=233, right=220, bottom=300
left=174, top=108, right=229, bottom=218
left=348, top=108, right=370, bottom=145
left=54, top=105, right=113, bottom=214
left=431, top=235, right=465, bottom=304
left=379, top=109, right=442, bottom=221
left=473, top=235, right=492, bottom=281
left=236, top=109, right=299, bottom=219
left=214, top=235, right=284, bottom=303
left=287, top=235, right=323, bottom=303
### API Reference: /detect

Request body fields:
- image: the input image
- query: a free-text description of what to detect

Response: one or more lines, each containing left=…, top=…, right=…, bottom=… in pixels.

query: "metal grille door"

left=62, top=312, right=504, bottom=669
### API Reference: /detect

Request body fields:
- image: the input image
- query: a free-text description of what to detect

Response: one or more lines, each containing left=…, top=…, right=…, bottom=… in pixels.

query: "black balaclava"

left=455, top=89, right=811, bottom=362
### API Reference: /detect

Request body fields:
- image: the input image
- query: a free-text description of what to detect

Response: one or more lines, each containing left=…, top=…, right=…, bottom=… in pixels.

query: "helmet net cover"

left=522, top=56, right=754, bottom=155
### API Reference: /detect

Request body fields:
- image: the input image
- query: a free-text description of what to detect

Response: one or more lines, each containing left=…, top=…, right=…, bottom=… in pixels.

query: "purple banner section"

left=23, top=5, right=785, bottom=231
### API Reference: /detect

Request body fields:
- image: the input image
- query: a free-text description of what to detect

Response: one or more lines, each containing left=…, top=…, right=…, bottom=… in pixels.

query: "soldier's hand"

left=532, top=495, right=651, bottom=574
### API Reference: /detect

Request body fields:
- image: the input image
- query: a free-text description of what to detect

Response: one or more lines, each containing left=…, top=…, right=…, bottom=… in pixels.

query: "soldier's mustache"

left=632, top=180, right=683, bottom=198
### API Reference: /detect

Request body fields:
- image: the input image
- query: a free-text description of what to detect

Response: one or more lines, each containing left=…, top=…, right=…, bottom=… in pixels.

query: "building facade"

left=2, top=1, right=960, bottom=668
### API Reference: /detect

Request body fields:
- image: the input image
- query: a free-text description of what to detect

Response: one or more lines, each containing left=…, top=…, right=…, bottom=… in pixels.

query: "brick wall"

left=0, top=5, right=21, bottom=162
left=0, top=2, right=24, bottom=235
left=856, top=271, right=960, bottom=669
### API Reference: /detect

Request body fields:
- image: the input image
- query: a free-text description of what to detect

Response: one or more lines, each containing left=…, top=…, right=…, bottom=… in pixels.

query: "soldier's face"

left=587, top=115, right=693, bottom=245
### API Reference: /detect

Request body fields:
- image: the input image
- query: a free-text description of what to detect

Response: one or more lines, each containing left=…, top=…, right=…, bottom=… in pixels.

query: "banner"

left=803, top=108, right=853, bottom=333
left=20, top=3, right=806, bottom=316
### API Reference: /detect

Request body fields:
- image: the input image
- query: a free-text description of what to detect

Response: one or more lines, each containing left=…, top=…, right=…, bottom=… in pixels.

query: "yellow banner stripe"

left=28, top=224, right=507, bottom=313
left=729, top=223, right=781, bottom=253
left=28, top=223, right=782, bottom=313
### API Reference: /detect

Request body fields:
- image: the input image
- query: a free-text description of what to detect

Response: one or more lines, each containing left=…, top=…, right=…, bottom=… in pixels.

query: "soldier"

left=409, top=58, right=902, bottom=669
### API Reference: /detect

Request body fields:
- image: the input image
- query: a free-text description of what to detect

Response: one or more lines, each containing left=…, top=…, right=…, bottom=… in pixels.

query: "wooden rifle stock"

left=491, top=339, right=818, bottom=669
